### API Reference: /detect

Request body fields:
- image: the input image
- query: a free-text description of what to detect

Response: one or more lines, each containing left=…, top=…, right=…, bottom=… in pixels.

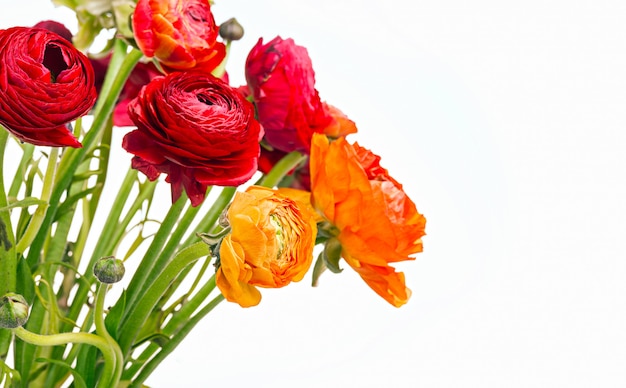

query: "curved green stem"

left=129, top=294, right=224, bottom=387
left=256, top=151, right=307, bottom=188
left=95, top=284, right=124, bottom=387
left=118, top=241, right=210, bottom=356
left=15, top=147, right=58, bottom=254
left=122, top=274, right=219, bottom=380
left=13, top=326, right=116, bottom=388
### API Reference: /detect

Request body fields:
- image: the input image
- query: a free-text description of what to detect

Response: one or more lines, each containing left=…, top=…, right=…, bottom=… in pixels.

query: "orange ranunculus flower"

left=215, top=186, right=317, bottom=307
left=132, top=0, right=226, bottom=72
left=309, top=133, right=426, bottom=307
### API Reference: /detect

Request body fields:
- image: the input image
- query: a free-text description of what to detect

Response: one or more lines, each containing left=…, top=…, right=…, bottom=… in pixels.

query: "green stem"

left=0, top=130, right=16, bottom=360
left=129, top=294, right=224, bottom=387
left=15, top=147, right=58, bottom=254
left=0, top=130, right=16, bottom=297
left=120, top=193, right=188, bottom=326
left=123, top=274, right=218, bottom=380
left=13, top=326, right=116, bottom=388
left=7, top=142, right=34, bottom=199
left=117, top=241, right=210, bottom=356
left=62, top=169, right=145, bottom=333
left=95, top=284, right=123, bottom=387
left=256, top=151, right=307, bottom=188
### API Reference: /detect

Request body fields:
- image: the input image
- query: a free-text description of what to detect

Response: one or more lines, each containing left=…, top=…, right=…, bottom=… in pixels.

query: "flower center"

left=269, top=214, right=285, bottom=260
left=42, top=43, right=68, bottom=83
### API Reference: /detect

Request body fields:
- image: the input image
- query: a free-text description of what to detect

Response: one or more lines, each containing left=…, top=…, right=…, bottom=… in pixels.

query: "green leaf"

left=34, top=358, right=87, bottom=388
left=0, top=197, right=47, bottom=212
left=54, top=185, right=101, bottom=221
left=15, top=259, right=34, bottom=305
left=74, top=343, right=99, bottom=388
left=105, top=289, right=126, bottom=339
left=311, top=252, right=327, bottom=287
left=323, top=238, right=344, bottom=274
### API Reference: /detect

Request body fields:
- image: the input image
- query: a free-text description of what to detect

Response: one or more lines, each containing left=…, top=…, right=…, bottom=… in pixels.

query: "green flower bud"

left=219, top=18, right=244, bottom=41
left=93, top=256, right=125, bottom=284
left=0, top=293, right=29, bottom=329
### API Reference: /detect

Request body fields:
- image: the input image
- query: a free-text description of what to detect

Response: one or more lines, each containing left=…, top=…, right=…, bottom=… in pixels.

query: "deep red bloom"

left=132, top=0, right=226, bottom=73
left=245, top=37, right=333, bottom=153
left=122, top=71, right=263, bottom=206
left=0, top=27, right=96, bottom=147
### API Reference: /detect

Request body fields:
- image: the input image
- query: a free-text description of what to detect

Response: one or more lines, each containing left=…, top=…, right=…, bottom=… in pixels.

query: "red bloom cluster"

left=0, top=1, right=425, bottom=308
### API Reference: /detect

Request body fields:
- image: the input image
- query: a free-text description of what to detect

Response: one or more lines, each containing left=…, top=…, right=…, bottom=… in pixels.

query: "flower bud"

left=0, top=293, right=29, bottom=329
left=93, top=256, right=125, bottom=284
left=219, top=18, right=244, bottom=41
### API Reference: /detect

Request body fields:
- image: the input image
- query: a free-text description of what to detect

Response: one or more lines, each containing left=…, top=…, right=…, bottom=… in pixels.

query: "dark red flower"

left=0, top=27, right=96, bottom=147
left=122, top=71, right=263, bottom=206
left=245, top=37, right=333, bottom=153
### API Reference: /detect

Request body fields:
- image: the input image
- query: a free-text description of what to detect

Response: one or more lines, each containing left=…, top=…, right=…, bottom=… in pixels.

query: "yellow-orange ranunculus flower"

left=310, top=133, right=426, bottom=307
left=215, top=186, right=317, bottom=307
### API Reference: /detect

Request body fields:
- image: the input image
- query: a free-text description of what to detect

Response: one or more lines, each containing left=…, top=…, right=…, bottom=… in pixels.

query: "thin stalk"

left=117, top=242, right=210, bottom=356
left=61, top=169, right=143, bottom=333
left=129, top=294, right=224, bottom=387
left=256, top=151, right=306, bottom=188
left=16, top=146, right=57, bottom=255
left=119, top=193, right=188, bottom=325
left=13, top=327, right=116, bottom=388
left=122, top=274, right=218, bottom=380
left=7, top=142, right=34, bottom=199
left=94, top=284, right=123, bottom=387
left=0, top=130, right=16, bottom=360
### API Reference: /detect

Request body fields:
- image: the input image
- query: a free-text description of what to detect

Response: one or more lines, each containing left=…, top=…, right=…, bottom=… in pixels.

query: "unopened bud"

left=94, top=256, right=125, bottom=284
left=0, top=293, right=29, bottom=329
left=219, top=18, right=244, bottom=41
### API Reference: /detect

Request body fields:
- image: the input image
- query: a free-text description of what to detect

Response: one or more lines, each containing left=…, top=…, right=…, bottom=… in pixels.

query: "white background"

left=3, top=0, right=626, bottom=387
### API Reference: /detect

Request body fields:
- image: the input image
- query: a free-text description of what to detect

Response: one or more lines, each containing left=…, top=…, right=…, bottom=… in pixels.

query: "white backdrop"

left=3, top=0, right=626, bottom=387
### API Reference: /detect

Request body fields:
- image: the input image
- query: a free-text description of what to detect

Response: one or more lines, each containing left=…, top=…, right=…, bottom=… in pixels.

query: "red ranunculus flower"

left=0, top=27, right=97, bottom=147
left=245, top=36, right=334, bottom=153
left=132, top=0, right=226, bottom=72
left=122, top=70, right=263, bottom=206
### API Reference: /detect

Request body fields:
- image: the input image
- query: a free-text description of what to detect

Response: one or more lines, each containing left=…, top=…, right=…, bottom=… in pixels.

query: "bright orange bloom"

left=309, top=134, right=426, bottom=307
left=132, top=0, right=226, bottom=72
left=215, top=186, right=317, bottom=307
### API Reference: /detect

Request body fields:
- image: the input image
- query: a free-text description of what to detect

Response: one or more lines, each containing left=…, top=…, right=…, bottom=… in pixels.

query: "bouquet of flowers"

left=0, top=0, right=426, bottom=386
